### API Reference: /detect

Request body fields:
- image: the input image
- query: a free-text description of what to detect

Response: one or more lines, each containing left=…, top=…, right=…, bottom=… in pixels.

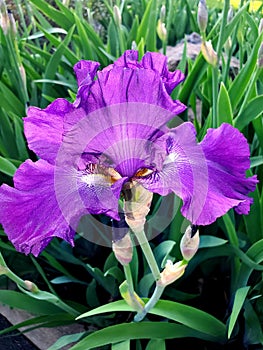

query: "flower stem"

left=134, top=284, right=165, bottom=322
left=123, top=263, right=135, bottom=294
left=212, top=66, right=219, bottom=128
left=134, top=230, right=160, bottom=282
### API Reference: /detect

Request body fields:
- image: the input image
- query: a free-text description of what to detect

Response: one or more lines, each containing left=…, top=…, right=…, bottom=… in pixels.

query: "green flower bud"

left=157, top=260, right=187, bottom=287
left=0, top=0, right=9, bottom=35
left=201, top=40, right=218, bottom=67
left=227, top=6, right=234, bottom=23
left=160, top=4, right=166, bottom=23
left=180, top=225, right=200, bottom=261
left=157, top=19, right=167, bottom=42
left=124, top=183, right=153, bottom=234
left=112, top=232, right=133, bottom=266
left=113, top=5, right=121, bottom=27
left=24, top=280, right=39, bottom=293
left=257, top=43, right=263, bottom=69
left=197, top=0, right=208, bottom=35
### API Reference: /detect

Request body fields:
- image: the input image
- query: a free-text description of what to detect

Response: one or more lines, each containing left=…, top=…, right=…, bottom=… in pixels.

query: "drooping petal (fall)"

left=0, top=159, right=126, bottom=255
left=137, top=122, right=257, bottom=225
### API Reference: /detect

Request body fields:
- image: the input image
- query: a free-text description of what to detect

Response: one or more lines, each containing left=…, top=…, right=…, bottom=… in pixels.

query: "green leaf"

left=112, top=340, right=130, bottom=350
left=77, top=299, right=226, bottom=341
left=0, top=290, right=62, bottom=315
left=136, top=0, right=153, bottom=43
left=35, top=25, right=79, bottom=66
left=250, top=156, right=263, bottom=168
left=217, top=82, right=233, bottom=125
left=244, top=301, right=263, bottom=346
left=153, top=240, right=176, bottom=268
left=234, top=96, right=263, bottom=131
left=145, top=0, right=157, bottom=51
left=222, top=213, right=239, bottom=247
left=12, top=114, right=29, bottom=160
left=229, top=33, right=263, bottom=110
left=138, top=273, right=154, bottom=297
left=0, top=156, right=17, bottom=176
left=0, top=81, right=25, bottom=115
left=0, top=313, right=74, bottom=336
left=104, top=266, right=124, bottom=284
left=47, top=332, right=85, bottom=350
left=178, top=54, right=207, bottom=106
left=228, top=286, right=250, bottom=339
left=243, top=170, right=262, bottom=243
left=69, top=322, right=221, bottom=350
left=199, top=236, right=228, bottom=248
left=74, top=14, right=94, bottom=59
left=41, top=25, right=75, bottom=106
left=235, top=239, right=263, bottom=289
left=146, top=339, right=166, bottom=350
left=86, top=280, right=100, bottom=308
left=253, top=116, right=263, bottom=150
left=29, top=0, right=73, bottom=30
left=25, top=28, right=68, bottom=40
left=50, top=276, right=86, bottom=285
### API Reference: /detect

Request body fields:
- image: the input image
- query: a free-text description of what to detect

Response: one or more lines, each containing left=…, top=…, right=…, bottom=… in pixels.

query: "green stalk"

left=134, top=284, right=165, bottom=322
left=212, top=66, right=219, bottom=128
left=123, top=263, right=135, bottom=294
left=134, top=230, right=160, bottom=282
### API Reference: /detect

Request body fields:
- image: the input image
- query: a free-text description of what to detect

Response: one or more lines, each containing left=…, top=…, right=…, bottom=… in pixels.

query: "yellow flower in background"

left=207, top=0, right=262, bottom=12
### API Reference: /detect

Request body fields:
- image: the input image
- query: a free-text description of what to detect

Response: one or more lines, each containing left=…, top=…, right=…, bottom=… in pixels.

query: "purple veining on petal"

left=0, top=160, right=74, bottom=256
left=60, top=103, right=170, bottom=178
left=141, top=52, right=185, bottom=94
left=73, top=60, right=100, bottom=108
left=24, top=99, right=74, bottom=165
left=138, top=122, right=257, bottom=225
left=75, top=51, right=186, bottom=115
left=137, top=122, right=209, bottom=224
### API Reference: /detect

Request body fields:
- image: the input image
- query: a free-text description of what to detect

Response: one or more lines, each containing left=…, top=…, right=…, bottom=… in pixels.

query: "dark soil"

left=0, top=313, right=39, bottom=350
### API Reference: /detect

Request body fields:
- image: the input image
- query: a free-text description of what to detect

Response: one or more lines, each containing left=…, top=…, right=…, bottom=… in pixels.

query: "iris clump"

left=0, top=50, right=257, bottom=256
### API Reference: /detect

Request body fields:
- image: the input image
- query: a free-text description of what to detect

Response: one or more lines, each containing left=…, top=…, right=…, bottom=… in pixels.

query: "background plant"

left=0, top=0, right=262, bottom=349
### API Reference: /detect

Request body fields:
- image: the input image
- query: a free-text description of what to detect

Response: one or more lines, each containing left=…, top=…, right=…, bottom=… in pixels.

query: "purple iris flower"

left=0, top=50, right=257, bottom=256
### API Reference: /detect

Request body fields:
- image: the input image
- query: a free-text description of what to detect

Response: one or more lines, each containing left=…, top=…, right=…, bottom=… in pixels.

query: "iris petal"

left=0, top=159, right=125, bottom=255
left=0, top=160, right=74, bottom=256
left=138, top=122, right=257, bottom=225
left=24, top=99, right=74, bottom=164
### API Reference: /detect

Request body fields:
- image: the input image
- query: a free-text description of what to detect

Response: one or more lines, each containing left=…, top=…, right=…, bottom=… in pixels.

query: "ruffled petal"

left=24, top=59, right=101, bottom=164
left=24, top=99, right=74, bottom=164
left=141, top=52, right=185, bottom=94
left=74, top=60, right=100, bottom=87
left=0, top=160, right=74, bottom=256
left=0, top=159, right=125, bottom=256
left=199, top=123, right=258, bottom=220
left=73, top=60, right=100, bottom=108
left=138, top=122, right=257, bottom=225
left=75, top=51, right=186, bottom=116
left=112, top=50, right=139, bottom=69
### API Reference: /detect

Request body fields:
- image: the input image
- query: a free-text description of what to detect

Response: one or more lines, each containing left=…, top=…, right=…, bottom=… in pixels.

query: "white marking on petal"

left=164, top=152, right=179, bottom=165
